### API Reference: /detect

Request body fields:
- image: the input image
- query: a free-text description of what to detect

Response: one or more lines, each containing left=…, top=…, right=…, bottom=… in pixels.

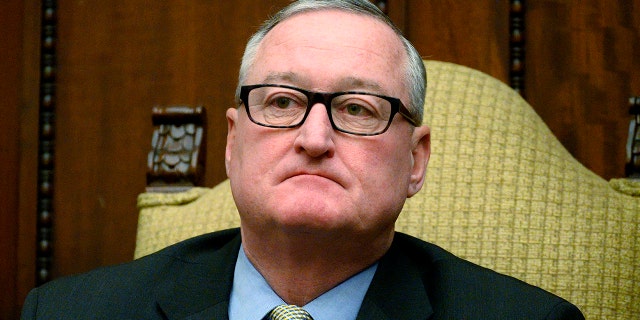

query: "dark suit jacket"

left=21, top=228, right=584, bottom=319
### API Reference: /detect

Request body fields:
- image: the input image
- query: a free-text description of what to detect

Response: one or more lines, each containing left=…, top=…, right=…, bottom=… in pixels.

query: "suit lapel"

left=150, top=230, right=434, bottom=320
left=154, top=229, right=242, bottom=320
left=356, top=233, right=434, bottom=320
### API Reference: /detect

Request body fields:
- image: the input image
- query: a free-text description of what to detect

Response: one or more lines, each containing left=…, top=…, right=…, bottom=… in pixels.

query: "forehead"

left=249, top=10, right=407, bottom=97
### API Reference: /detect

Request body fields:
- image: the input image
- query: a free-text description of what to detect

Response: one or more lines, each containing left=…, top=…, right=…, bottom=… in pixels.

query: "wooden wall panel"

left=0, top=1, right=24, bottom=317
left=402, top=1, right=511, bottom=83
left=2, top=0, right=40, bottom=318
left=16, top=0, right=42, bottom=313
left=526, top=0, right=640, bottom=179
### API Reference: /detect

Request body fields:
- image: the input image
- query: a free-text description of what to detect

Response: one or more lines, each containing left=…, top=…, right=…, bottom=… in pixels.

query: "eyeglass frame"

left=239, top=84, right=418, bottom=136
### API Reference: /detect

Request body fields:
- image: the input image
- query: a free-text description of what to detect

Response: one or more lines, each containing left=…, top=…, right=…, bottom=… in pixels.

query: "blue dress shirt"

left=228, top=244, right=377, bottom=320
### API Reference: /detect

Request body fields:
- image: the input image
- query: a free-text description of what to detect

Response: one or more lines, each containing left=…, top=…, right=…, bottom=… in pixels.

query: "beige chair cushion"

left=136, top=60, right=640, bottom=319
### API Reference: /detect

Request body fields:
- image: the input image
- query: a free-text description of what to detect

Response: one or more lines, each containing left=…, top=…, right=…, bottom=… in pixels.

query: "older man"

left=22, top=1, right=583, bottom=319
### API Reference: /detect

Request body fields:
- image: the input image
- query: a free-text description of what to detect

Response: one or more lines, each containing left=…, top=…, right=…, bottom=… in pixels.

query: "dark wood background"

left=2, top=1, right=638, bottom=318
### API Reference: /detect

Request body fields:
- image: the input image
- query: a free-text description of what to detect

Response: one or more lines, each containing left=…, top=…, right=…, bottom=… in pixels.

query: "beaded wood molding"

left=627, top=96, right=640, bottom=178
left=510, top=0, right=526, bottom=97
left=36, top=0, right=57, bottom=286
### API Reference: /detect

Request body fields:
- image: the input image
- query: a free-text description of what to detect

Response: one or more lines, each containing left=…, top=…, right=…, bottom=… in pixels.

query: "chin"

left=272, top=202, right=356, bottom=232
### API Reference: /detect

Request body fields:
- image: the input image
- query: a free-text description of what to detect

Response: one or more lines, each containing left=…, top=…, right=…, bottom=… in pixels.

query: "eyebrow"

left=261, top=72, right=386, bottom=94
left=336, top=76, right=385, bottom=93
left=262, top=72, right=302, bottom=84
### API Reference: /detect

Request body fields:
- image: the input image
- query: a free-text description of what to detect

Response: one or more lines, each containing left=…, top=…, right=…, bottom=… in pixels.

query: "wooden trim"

left=36, top=0, right=56, bottom=286
left=627, top=96, right=640, bottom=178
left=509, top=0, right=526, bottom=97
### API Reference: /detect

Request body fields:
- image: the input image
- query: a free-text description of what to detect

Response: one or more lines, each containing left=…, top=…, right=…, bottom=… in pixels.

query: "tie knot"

left=267, top=304, right=314, bottom=320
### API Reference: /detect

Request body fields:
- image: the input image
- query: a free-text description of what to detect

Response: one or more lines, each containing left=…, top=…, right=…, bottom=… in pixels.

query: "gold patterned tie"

left=267, top=304, right=314, bottom=320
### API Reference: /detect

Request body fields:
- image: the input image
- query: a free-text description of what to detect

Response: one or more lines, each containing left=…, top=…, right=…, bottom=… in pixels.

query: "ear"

left=407, top=125, right=431, bottom=197
left=225, top=107, right=238, bottom=177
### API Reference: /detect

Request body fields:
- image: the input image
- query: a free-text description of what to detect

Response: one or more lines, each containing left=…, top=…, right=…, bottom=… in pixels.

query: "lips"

left=284, top=170, right=346, bottom=188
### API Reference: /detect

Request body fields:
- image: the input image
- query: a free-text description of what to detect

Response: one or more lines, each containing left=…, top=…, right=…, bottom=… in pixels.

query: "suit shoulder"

left=391, top=232, right=584, bottom=319
left=49, top=228, right=239, bottom=287
left=22, top=228, right=240, bottom=319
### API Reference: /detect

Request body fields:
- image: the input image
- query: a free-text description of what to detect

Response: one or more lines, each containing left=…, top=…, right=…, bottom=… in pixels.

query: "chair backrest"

left=136, top=60, right=640, bottom=319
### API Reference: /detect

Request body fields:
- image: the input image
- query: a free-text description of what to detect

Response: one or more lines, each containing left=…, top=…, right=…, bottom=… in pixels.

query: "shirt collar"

left=229, top=244, right=377, bottom=320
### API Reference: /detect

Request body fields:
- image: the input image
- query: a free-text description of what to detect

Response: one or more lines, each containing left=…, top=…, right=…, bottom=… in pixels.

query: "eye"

left=275, top=97, right=292, bottom=109
left=333, top=94, right=383, bottom=119
left=264, top=92, right=304, bottom=110
left=340, top=102, right=375, bottom=118
left=346, top=104, right=364, bottom=115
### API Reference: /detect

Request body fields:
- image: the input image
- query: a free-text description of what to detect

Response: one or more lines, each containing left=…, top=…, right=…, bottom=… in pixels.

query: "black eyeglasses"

left=239, top=84, right=417, bottom=136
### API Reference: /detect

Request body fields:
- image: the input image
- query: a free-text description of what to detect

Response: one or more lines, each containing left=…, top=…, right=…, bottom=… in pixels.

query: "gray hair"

left=235, top=0, right=426, bottom=125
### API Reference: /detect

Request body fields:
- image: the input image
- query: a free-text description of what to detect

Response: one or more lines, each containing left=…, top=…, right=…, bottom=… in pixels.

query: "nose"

left=293, top=103, right=335, bottom=158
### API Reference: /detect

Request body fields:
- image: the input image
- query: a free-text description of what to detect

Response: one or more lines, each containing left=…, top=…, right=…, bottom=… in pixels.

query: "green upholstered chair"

left=135, top=60, right=640, bottom=319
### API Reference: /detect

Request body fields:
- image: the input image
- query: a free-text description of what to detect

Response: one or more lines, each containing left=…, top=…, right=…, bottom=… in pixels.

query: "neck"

left=240, top=225, right=393, bottom=306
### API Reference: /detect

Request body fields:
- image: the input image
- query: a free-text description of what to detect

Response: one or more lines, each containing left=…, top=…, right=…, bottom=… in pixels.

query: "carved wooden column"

left=510, top=0, right=526, bottom=97
left=36, top=0, right=57, bottom=285
left=627, top=96, right=640, bottom=178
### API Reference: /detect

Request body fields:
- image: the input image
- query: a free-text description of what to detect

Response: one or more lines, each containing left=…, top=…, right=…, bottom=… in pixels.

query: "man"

left=22, top=1, right=584, bottom=319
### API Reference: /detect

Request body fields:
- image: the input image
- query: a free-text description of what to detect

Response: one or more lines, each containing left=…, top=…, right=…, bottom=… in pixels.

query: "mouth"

left=285, top=171, right=345, bottom=188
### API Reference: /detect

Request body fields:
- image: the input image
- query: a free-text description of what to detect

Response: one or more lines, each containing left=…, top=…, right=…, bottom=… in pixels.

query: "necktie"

left=267, top=304, right=314, bottom=320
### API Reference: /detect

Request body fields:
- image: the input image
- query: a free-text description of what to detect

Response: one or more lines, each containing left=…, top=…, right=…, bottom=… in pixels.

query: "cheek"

left=354, top=140, right=412, bottom=197
left=230, top=139, right=265, bottom=178
left=229, top=126, right=294, bottom=184
left=352, top=145, right=411, bottom=231
left=228, top=130, right=282, bottom=217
